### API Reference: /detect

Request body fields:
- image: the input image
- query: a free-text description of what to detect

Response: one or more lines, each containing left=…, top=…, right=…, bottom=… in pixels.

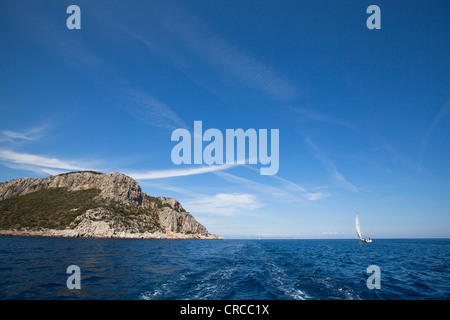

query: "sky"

left=0, top=0, right=449, bottom=239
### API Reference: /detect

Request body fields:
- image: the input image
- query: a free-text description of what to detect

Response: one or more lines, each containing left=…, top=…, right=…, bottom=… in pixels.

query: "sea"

left=0, top=237, right=449, bottom=300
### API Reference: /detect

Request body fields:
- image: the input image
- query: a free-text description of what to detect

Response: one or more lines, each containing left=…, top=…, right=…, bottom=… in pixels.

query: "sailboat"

left=355, top=212, right=372, bottom=243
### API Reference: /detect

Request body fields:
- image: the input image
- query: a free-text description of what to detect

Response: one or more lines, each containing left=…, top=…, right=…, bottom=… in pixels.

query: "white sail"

left=355, top=212, right=362, bottom=239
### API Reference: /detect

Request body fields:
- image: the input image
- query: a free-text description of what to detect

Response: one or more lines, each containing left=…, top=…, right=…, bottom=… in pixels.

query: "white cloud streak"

left=0, top=150, right=95, bottom=173
left=183, top=193, right=261, bottom=217
left=1, top=3, right=185, bottom=132
left=241, top=165, right=329, bottom=201
left=290, top=107, right=355, bottom=129
left=127, top=163, right=237, bottom=180
left=0, top=124, right=50, bottom=143
left=125, top=90, right=187, bottom=130
left=304, top=136, right=358, bottom=192
left=1, top=130, right=34, bottom=141
left=419, top=100, right=450, bottom=168
left=215, top=170, right=327, bottom=203
left=129, top=1, right=297, bottom=101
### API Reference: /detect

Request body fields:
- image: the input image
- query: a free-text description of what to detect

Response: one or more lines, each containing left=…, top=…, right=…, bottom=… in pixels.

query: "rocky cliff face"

left=0, top=171, right=143, bottom=205
left=0, top=171, right=222, bottom=239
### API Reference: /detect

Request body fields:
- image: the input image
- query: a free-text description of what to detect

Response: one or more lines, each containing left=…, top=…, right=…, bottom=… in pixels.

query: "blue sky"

left=0, top=0, right=449, bottom=238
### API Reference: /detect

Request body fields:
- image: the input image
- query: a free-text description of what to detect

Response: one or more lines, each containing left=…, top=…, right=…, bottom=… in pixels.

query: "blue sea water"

left=0, top=237, right=449, bottom=300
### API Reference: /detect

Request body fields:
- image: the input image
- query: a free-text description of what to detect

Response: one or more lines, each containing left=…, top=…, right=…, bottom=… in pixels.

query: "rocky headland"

left=0, top=171, right=222, bottom=239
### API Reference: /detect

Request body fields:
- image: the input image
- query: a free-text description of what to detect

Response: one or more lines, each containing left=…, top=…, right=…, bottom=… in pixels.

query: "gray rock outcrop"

left=0, top=171, right=222, bottom=239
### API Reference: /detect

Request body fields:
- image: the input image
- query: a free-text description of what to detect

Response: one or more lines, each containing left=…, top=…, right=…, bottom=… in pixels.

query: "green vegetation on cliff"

left=0, top=188, right=161, bottom=232
left=0, top=188, right=101, bottom=230
left=0, top=171, right=220, bottom=239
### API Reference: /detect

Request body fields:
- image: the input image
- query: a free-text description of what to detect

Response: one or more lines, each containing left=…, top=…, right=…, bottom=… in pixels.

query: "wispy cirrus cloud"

left=0, top=149, right=98, bottom=175
left=127, top=1, right=297, bottom=102
left=290, top=107, right=355, bottom=129
left=1, top=2, right=185, bottom=132
left=269, top=174, right=330, bottom=201
left=183, top=193, right=261, bottom=217
left=124, top=90, right=187, bottom=130
left=215, top=170, right=328, bottom=202
left=0, top=1, right=107, bottom=75
left=304, top=136, right=358, bottom=192
left=239, top=165, right=329, bottom=201
left=1, top=130, right=34, bottom=141
left=0, top=147, right=237, bottom=180
left=419, top=100, right=450, bottom=168
left=0, top=124, right=50, bottom=143
left=126, top=163, right=237, bottom=180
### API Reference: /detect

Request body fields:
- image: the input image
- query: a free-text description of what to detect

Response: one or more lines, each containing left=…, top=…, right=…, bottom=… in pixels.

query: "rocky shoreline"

left=0, top=229, right=222, bottom=239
